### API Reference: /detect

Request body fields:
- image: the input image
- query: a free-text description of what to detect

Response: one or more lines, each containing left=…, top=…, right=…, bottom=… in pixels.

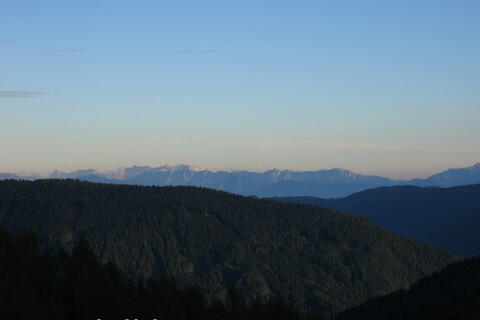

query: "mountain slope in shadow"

left=273, top=183, right=480, bottom=257
left=336, top=256, right=480, bottom=320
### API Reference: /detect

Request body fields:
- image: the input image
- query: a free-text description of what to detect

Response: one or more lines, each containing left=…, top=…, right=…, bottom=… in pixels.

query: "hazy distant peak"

left=0, top=173, right=20, bottom=179
left=264, top=168, right=286, bottom=174
left=409, top=162, right=480, bottom=187
left=329, top=168, right=355, bottom=176
left=190, top=166, right=218, bottom=173
left=170, top=164, right=190, bottom=171
left=48, top=169, right=96, bottom=179
left=49, top=170, right=63, bottom=178
left=264, top=168, right=290, bottom=182
left=108, top=166, right=151, bottom=180
left=157, top=164, right=190, bottom=172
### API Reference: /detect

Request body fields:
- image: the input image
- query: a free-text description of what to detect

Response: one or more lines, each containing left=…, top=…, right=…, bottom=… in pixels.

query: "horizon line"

left=2, top=162, right=479, bottom=181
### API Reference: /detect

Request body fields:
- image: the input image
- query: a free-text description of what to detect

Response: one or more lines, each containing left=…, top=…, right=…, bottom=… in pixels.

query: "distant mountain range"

left=1, top=162, right=480, bottom=198
left=273, top=183, right=480, bottom=257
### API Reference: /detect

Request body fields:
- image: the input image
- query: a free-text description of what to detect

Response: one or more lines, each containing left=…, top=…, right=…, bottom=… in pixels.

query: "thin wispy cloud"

left=55, top=49, right=87, bottom=53
left=198, top=49, right=217, bottom=53
left=32, top=53, right=57, bottom=57
left=31, top=48, right=87, bottom=57
left=0, top=91, right=44, bottom=98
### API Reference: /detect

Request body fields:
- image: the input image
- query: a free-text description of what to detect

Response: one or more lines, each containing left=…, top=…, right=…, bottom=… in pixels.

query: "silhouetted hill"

left=336, top=256, right=480, bottom=320
left=0, top=180, right=458, bottom=316
left=0, top=226, right=307, bottom=320
left=273, top=184, right=480, bottom=257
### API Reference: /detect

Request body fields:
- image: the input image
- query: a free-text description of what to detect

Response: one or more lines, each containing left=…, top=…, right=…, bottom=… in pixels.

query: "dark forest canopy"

left=1, top=225, right=478, bottom=320
left=0, top=179, right=458, bottom=316
left=272, top=183, right=480, bottom=257
left=0, top=226, right=314, bottom=320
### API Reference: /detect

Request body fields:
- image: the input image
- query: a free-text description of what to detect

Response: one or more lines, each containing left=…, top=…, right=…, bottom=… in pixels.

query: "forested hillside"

left=0, top=180, right=458, bottom=316
left=336, top=256, right=480, bottom=320
left=0, top=227, right=309, bottom=320
left=273, top=184, right=480, bottom=257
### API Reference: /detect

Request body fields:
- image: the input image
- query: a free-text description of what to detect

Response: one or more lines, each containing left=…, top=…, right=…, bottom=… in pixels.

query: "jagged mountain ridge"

left=1, top=162, right=479, bottom=198
left=409, top=162, right=480, bottom=187
left=46, top=165, right=401, bottom=198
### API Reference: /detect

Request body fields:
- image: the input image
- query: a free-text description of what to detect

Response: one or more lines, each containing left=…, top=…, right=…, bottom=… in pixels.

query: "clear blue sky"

left=1, top=1, right=479, bottom=178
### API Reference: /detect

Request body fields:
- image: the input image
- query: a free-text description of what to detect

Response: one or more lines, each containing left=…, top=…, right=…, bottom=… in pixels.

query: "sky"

left=1, top=1, right=479, bottom=179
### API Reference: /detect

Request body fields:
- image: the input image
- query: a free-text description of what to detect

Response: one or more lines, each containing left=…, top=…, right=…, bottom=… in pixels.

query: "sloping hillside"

left=336, top=256, right=480, bottom=320
left=0, top=226, right=304, bottom=320
left=0, top=180, right=458, bottom=316
left=273, top=184, right=480, bottom=257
